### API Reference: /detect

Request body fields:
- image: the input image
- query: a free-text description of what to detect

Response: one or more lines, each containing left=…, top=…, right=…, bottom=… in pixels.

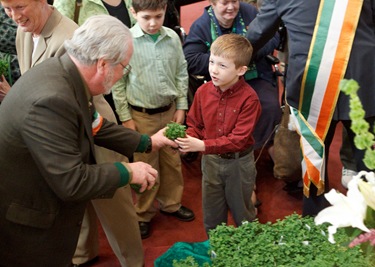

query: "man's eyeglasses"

left=119, top=62, right=132, bottom=75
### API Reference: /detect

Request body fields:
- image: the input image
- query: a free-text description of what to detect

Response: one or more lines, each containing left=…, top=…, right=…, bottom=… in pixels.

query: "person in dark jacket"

left=0, top=15, right=176, bottom=267
left=246, top=0, right=375, bottom=216
left=183, top=0, right=282, bottom=151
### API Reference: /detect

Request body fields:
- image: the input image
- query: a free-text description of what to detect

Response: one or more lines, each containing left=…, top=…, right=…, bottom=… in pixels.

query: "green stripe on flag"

left=301, top=0, right=336, bottom=118
left=293, top=109, right=324, bottom=158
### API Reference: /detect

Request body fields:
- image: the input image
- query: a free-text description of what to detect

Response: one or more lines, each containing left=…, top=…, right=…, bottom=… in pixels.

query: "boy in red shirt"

left=176, top=34, right=261, bottom=233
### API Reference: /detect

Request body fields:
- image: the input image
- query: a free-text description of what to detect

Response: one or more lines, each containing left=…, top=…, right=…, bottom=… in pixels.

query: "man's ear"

left=96, top=58, right=107, bottom=75
left=237, top=66, right=248, bottom=76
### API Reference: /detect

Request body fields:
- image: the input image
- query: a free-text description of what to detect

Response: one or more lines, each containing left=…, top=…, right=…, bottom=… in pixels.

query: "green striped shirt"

left=112, top=23, right=189, bottom=122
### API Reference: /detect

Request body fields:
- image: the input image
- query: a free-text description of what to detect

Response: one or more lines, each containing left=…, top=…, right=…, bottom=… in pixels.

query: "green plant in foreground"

left=173, top=214, right=373, bottom=266
left=164, top=122, right=186, bottom=140
left=0, top=54, right=12, bottom=86
left=340, top=79, right=375, bottom=169
left=173, top=256, right=210, bottom=267
left=207, top=214, right=372, bottom=266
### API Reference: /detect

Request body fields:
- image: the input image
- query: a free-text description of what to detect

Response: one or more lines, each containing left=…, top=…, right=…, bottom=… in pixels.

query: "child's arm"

left=172, top=31, right=189, bottom=116
left=112, top=76, right=133, bottom=124
left=172, top=109, right=186, bottom=125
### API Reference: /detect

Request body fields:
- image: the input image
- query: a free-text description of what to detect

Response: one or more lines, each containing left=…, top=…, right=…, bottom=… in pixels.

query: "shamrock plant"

left=164, top=122, right=186, bottom=140
left=173, top=214, right=373, bottom=266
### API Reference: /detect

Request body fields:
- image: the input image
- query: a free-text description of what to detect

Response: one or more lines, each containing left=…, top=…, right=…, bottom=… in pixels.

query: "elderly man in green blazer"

left=0, top=15, right=176, bottom=267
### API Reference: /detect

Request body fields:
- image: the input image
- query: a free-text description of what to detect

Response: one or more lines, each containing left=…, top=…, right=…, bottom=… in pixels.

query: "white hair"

left=64, top=15, right=132, bottom=66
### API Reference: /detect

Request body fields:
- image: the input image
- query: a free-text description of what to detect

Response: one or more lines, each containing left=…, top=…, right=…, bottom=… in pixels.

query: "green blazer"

left=54, top=0, right=136, bottom=26
left=0, top=54, right=142, bottom=267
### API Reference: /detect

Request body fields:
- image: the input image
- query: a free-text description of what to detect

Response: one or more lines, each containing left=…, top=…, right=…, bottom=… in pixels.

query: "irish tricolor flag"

left=289, top=0, right=363, bottom=197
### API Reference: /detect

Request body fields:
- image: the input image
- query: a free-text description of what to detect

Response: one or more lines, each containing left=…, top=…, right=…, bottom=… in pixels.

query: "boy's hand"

left=172, top=109, right=186, bottom=124
left=175, top=135, right=205, bottom=153
left=122, top=119, right=136, bottom=130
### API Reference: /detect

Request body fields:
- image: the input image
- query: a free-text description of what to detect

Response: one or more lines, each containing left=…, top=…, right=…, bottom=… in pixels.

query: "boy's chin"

left=144, top=29, right=160, bottom=35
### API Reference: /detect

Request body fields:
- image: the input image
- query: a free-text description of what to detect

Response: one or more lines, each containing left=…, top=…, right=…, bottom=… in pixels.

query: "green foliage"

left=0, top=54, right=12, bottom=85
left=165, top=122, right=186, bottom=140
left=0, top=57, right=9, bottom=77
left=173, top=256, right=210, bottom=267
left=340, top=79, right=375, bottom=169
left=172, top=214, right=372, bottom=266
left=130, top=183, right=156, bottom=194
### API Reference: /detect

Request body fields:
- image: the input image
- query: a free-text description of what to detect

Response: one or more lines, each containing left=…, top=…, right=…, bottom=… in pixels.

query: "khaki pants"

left=131, top=103, right=184, bottom=222
left=72, top=186, right=144, bottom=267
left=73, top=95, right=144, bottom=266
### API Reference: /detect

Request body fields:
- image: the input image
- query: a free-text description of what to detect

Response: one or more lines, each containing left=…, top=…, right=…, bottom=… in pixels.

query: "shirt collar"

left=215, top=76, right=247, bottom=95
left=131, top=23, right=171, bottom=40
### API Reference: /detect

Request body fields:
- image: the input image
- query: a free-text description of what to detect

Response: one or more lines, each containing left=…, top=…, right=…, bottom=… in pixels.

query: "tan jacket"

left=16, top=7, right=78, bottom=74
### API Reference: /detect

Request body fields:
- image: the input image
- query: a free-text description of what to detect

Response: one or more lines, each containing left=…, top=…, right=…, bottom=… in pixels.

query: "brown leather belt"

left=130, top=103, right=172, bottom=115
left=217, top=146, right=253, bottom=159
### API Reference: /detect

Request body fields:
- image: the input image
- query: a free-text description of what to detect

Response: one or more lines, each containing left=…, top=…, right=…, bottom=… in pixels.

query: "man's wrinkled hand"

left=150, top=127, right=179, bottom=151
left=127, top=162, right=158, bottom=193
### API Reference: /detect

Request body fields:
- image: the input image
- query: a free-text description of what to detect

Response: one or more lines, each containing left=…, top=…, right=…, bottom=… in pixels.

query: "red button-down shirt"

left=186, top=77, right=261, bottom=155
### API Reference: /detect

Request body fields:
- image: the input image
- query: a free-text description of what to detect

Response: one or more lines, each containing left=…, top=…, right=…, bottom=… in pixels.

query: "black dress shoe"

left=71, top=256, right=99, bottom=267
left=139, top=221, right=151, bottom=239
left=283, top=181, right=303, bottom=193
left=160, top=206, right=195, bottom=222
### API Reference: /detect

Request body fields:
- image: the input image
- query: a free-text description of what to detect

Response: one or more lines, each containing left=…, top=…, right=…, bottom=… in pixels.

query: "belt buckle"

left=218, top=153, right=234, bottom=159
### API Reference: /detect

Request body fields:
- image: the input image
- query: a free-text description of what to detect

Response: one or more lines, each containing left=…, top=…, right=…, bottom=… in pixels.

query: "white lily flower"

left=314, top=175, right=370, bottom=243
left=357, top=171, right=375, bottom=211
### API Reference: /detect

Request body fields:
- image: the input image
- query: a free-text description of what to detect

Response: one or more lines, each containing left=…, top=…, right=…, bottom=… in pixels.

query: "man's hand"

left=0, top=75, right=11, bottom=101
left=150, top=127, right=179, bottom=151
left=127, top=162, right=158, bottom=193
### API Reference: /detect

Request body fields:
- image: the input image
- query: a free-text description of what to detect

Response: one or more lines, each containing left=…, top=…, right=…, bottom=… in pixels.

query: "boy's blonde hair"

left=210, top=34, right=253, bottom=69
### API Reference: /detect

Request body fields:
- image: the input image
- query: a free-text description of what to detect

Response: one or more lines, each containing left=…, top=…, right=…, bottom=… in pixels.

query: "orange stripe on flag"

left=316, top=0, right=363, bottom=139
left=92, top=116, right=103, bottom=136
left=304, top=156, right=325, bottom=195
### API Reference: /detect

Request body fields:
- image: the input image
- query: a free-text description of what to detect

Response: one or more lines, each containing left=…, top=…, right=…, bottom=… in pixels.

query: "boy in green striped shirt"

left=112, top=0, right=194, bottom=239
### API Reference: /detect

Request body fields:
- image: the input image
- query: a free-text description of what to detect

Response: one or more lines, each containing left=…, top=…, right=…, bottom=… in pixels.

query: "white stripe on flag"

left=309, top=0, right=349, bottom=129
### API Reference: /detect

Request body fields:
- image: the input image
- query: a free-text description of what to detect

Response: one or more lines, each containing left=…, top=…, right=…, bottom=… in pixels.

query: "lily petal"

left=315, top=177, right=370, bottom=243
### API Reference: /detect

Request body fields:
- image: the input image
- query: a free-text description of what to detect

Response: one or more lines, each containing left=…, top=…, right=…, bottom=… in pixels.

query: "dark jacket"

left=183, top=2, right=279, bottom=85
left=246, top=0, right=375, bottom=120
left=0, top=54, right=142, bottom=267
